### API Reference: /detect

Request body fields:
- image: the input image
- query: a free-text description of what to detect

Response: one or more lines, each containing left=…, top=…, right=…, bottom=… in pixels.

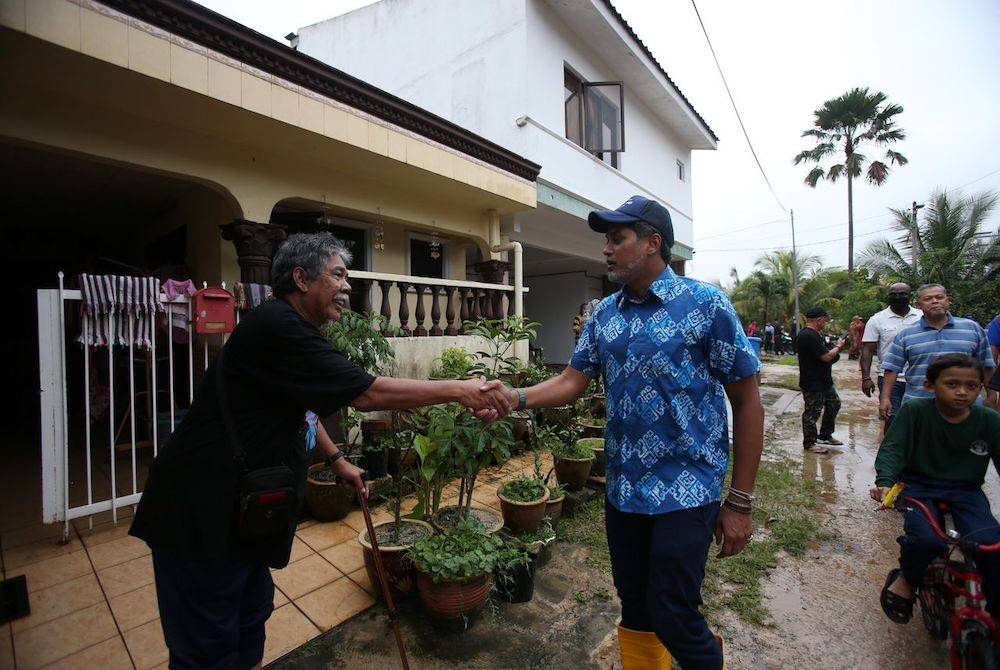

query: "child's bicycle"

left=881, top=484, right=1000, bottom=669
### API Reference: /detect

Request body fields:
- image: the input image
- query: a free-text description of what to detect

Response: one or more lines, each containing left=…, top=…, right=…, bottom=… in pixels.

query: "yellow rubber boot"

left=617, top=624, right=671, bottom=670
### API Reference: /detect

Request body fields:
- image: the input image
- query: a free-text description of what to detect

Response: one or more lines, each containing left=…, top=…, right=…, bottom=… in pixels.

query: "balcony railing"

left=348, top=270, right=526, bottom=336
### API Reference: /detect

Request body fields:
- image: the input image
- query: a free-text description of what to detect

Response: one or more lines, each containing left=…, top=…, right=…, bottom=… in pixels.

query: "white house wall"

left=296, top=0, right=530, bottom=155
left=523, top=0, right=694, bottom=248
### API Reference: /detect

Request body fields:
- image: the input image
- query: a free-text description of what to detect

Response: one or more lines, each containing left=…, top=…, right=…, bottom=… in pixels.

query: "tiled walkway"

left=0, top=452, right=540, bottom=669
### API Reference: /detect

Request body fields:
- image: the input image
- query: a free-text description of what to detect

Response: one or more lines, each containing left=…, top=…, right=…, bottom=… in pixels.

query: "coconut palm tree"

left=793, top=88, right=908, bottom=274
left=754, top=249, right=822, bottom=323
left=860, top=189, right=999, bottom=322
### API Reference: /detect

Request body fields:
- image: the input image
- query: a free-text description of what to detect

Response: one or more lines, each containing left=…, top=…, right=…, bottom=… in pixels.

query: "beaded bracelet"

left=728, top=487, right=756, bottom=502
left=723, top=499, right=753, bottom=515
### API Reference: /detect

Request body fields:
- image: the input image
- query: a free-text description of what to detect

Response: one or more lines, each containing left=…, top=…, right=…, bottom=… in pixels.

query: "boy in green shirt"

left=871, top=353, right=1000, bottom=624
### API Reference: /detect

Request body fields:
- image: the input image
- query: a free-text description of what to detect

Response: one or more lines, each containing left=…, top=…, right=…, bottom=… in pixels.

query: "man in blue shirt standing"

left=880, top=283, right=996, bottom=418
left=503, top=196, right=763, bottom=670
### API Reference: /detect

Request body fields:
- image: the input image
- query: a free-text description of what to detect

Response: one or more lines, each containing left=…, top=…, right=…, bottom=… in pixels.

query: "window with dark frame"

left=409, top=237, right=445, bottom=279
left=564, top=67, right=624, bottom=169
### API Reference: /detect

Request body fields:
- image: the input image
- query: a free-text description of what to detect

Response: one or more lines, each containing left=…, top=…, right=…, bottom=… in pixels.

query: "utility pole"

left=791, top=209, right=800, bottom=331
left=910, top=201, right=924, bottom=268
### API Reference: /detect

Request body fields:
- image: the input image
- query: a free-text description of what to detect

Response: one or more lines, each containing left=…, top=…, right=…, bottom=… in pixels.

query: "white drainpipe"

left=488, top=209, right=526, bottom=360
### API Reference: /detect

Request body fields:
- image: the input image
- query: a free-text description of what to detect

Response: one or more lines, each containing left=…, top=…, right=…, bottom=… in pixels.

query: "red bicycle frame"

left=902, top=496, right=1000, bottom=669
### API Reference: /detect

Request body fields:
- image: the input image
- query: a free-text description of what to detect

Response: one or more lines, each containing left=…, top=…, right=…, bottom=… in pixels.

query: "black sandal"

left=880, top=569, right=914, bottom=624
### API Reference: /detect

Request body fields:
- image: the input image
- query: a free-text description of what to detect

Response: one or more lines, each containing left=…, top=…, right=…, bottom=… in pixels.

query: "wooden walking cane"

left=359, top=490, right=411, bottom=670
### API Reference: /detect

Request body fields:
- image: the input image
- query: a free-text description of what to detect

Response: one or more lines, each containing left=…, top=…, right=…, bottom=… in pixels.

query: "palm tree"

left=755, top=249, right=822, bottom=323
left=793, top=87, right=908, bottom=273
left=859, top=189, right=999, bottom=322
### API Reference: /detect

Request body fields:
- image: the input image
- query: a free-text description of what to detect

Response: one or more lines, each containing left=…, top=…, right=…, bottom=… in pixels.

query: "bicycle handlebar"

left=899, top=496, right=1000, bottom=553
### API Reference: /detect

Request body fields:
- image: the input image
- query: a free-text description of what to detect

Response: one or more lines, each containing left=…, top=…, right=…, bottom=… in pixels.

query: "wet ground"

left=273, top=360, right=995, bottom=669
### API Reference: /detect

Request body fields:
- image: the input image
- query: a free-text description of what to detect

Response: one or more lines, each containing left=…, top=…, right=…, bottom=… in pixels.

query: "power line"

left=697, top=228, right=889, bottom=254
left=690, top=0, right=787, bottom=215
left=697, top=217, right=789, bottom=241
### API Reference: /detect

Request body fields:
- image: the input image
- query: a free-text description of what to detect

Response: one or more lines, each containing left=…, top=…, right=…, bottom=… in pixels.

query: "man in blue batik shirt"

left=503, top=196, right=763, bottom=670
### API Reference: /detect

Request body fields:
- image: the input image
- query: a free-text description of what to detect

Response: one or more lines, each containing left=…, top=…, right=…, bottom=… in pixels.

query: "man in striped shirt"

left=880, top=284, right=995, bottom=418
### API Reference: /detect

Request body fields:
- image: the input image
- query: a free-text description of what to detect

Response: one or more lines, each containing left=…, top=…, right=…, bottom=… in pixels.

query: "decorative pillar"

left=220, top=219, right=288, bottom=284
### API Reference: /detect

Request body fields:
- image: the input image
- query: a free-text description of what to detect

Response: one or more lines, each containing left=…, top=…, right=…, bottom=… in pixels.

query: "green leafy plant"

left=498, top=476, right=547, bottom=503
left=536, top=423, right=583, bottom=459
left=431, top=346, right=475, bottom=379
left=464, top=316, right=540, bottom=380
left=324, top=309, right=400, bottom=448
left=409, top=516, right=505, bottom=582
left=552, top=438, right=595, bottom=461
left=547, top=484, right=566, bottom=501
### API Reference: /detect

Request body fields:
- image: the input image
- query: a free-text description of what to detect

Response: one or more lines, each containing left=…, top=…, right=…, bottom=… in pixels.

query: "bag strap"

left=215, top=349, right=247, bottom=472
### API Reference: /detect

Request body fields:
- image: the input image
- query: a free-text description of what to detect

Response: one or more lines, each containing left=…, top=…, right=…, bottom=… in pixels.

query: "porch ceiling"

left=0, top=27, right=536, bottom=220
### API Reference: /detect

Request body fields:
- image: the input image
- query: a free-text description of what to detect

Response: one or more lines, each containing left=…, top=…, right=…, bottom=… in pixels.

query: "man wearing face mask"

left=860, top=283, right=922, bottom=430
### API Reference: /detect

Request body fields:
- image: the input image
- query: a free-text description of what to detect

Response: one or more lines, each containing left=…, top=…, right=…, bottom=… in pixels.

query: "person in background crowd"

left=764, top=321, right=775, bottom=353
left=848, top=315, right=865, bottom=360
left=860, top=283, right=922, bottom=433
left=747, top=320, right=758, bottom=338
left=880, top=284, right=996, bottom=419
left=796, top=307, right=847, bottom=454
left=987, top=312, right=1000, bottom=364
left=773, top=323, right=785, bottom=356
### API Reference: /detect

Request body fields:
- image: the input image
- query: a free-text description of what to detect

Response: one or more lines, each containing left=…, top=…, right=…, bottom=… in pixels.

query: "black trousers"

left=605, top=499, right=723, bottom=670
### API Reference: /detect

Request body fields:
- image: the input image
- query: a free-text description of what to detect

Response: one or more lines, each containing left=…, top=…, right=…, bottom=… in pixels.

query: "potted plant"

left=545, top=425, right=592, bottom=492
left=410, top=516, right=503, bottom=629
left=430, top=346, right=475, bottom=380
left=422, top=404, right=512, bottom=534
left=579, top=415, right=606, bottom=439
left=465, top=315, right=540, bottom=382
left=492, top=537, right=535, bottom=604
left=577, top=437, right=606, bottom=477
left=497, top=475, right=549, bottom=534
left=544, top=483, right=566, bottom=521
left=358, top=473, right=434, bottom=601
left=305, top=462, right=356, bottom=521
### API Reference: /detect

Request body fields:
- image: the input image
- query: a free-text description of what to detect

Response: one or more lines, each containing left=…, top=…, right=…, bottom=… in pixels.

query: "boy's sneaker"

left=817, top=436, right=844, bottom=446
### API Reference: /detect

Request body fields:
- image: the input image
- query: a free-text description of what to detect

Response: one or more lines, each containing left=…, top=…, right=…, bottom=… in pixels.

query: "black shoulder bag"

left=216, top=352, right=297, bottom=550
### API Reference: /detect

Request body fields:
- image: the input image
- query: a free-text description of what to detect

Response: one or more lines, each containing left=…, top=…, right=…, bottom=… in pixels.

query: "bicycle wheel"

left=918, top=584, right=949, bottom=640
left=961, top=624, right=998, bottom=670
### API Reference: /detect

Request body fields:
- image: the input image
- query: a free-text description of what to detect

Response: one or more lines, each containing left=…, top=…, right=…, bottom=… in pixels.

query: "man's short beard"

left=607, top=257, right=644, bottom=285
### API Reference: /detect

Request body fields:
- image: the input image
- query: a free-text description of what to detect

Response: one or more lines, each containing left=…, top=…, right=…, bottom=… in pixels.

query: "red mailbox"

left=192, top=287, right=236, bottom=334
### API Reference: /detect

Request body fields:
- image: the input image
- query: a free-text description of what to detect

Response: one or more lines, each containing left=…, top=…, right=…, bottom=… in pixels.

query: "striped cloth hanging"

left=77, top=274, right=163, bottom=349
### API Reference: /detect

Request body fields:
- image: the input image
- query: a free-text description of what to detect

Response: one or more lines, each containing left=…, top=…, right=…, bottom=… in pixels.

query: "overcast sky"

left=194, top=0, right=1000, bottom=286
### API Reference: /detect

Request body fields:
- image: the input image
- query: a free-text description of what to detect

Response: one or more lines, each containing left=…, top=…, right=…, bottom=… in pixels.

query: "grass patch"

left=768, top=355, right=799, bottom=366
left=767, top=373, right=800, bottom=391
left=702, top=448, right=822, bottom=626
left=556, top=445, right=824, bottom=628
left=557, top=495, right=612, bottom=575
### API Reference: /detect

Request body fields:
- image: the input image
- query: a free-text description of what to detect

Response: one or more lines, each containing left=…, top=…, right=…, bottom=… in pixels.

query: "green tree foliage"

left=860, top=189, right=1000, bottom=323
left=794, top=87, right=907, bottom=273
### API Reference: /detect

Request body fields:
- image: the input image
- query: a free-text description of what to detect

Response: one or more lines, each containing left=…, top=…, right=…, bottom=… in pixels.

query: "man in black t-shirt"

left=796, top=307, right=847, bottom=454
left=130, top=233, right=511, bottom=670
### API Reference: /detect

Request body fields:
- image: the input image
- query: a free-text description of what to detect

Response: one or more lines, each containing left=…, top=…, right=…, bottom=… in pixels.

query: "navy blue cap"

left=588, top=195, right=674, bottom=251
left=805, top=307, right=829, bottom=319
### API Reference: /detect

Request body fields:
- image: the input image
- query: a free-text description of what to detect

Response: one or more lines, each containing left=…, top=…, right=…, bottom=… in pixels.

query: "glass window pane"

left=583, top=82, right=624, bottom=153
left=410, top=238, right=444, bottom=279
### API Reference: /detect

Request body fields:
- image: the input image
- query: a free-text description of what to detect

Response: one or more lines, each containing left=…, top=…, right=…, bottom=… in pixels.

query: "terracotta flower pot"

left=417, top=571, right=491, bottom=629
left=578, top=438, right=606, bottom=477
left=497, top=488, right=550, bottom=534
left=581, top=423, right=604, bottom=439
left=542, top=405, right=574, bottom=427
left=305, top=463, right=355, bottom=521
left=358, top=519, right=434, bottom=602
left=431, top=505, right=504, bottom=535
left=544, top=491, right=565, bottom=520
left=554, top=456, right=593, bottom=492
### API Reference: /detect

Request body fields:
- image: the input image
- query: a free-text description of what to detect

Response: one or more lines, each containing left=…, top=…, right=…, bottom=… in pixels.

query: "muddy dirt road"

left=725, top=359, right=1000, bottom=670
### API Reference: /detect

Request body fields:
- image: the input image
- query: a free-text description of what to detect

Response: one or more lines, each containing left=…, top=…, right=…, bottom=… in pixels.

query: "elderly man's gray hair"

left=915, top=283, right=947, bottom=299
left=271, top=233, right=352, bottom=297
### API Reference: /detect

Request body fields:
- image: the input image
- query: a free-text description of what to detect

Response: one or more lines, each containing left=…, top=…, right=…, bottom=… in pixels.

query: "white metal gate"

left=38, top=273, right=225, bottom=538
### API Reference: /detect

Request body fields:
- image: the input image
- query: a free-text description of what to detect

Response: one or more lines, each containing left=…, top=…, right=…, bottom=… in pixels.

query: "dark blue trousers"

left=898, top=475, right=1000, bottom=615
left=605, top=499, right=722, bottom=670
left=152, top=551, right=275, bottom=670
